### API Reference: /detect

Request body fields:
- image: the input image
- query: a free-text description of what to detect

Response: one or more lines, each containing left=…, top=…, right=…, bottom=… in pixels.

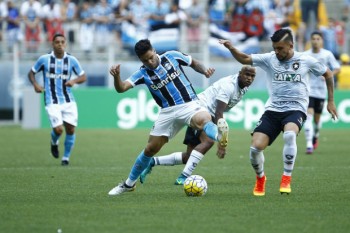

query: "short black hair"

left=134, top=39, right=153, bottom=57
left=52, top=33, right=65, bottom=41
left=311, top=31, right=323, bottom=39
left=270, top=28, right=293, bottom=43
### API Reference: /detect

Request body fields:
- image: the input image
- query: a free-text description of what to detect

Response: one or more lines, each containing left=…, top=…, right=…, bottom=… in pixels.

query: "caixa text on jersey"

left=274, top=73, right=301, bottom=82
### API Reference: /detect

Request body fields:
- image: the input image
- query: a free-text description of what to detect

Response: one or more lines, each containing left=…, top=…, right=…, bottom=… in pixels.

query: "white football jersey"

left=304, top=48, right=340, bottom=99
left=252, top=51, right=327, bottom=114
left=198, top=74, right=248, bottom=116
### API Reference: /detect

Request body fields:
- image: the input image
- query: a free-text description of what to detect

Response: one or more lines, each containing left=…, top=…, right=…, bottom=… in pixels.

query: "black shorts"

left=252, top=110, right=306, bottom=146
left=183, top=116, right=215, bottom=146
left=308, top=97, right=325, bottom=114
left=183, top=126, right=202, bottom=146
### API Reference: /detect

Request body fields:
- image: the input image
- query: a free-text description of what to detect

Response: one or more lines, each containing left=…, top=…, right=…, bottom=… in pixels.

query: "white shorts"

left=150, top=100, right=208, bottom=139
left=45, top=102, right=78, bottom=128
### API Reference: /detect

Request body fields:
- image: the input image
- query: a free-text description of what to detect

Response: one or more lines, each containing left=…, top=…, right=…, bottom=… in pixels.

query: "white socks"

left=182, top=150, right=204, bottom=177
left=283, top=131, right=297, bottom=176
left=304, top=113, right=314, bottom=148
left=154, top=152, right=183, bottom=166
left=249, top=146, right=265, bottom=177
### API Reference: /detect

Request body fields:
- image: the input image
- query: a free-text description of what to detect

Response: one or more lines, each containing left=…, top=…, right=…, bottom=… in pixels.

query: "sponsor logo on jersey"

left=150, top=70, right=180, bottom=90
left=46, top=72, right=69, bottom=80
left=274, top=73, right=301, bottom=82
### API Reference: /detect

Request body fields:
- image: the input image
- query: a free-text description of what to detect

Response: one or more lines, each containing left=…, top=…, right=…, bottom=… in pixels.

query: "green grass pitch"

left=0, top=126, right=349, bottom=233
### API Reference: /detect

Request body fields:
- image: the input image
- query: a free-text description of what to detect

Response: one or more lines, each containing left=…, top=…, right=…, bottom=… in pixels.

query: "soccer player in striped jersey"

left=303, top=31, right=340, bottom=154
left=28, top=33, right=86, bottom=166
left=219, top=28, right=337, bottom=196
left=139, top=65, right=256, bottom=185
left=108, top=39, right=229, bottom=196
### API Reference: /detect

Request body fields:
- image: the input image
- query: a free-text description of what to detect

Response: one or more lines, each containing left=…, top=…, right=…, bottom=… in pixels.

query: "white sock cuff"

left=250, top=146, right=262, bottom=154
left=191, top=150, right=204, bottom=160
left=283, top=130, right=296, bottom=138
left=283, top=131, right=296, bottom=145
left=174, top=152, right=184, bottom=165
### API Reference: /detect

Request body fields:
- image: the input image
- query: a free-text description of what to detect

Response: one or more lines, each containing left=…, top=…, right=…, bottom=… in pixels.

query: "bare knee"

left=53, top=126, right=64, bottom=136
left=191, top=111, right=212, bottom=130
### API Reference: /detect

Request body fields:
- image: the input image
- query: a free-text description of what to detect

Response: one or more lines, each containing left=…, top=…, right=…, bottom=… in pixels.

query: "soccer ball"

left=183, top=175, right=208, bottom=197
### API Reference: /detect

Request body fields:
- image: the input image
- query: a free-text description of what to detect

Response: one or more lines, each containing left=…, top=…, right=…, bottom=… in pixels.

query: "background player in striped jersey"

left=139, top=65, right=256, bottom=185
left=303, top=31, right=340, bottom=154
left=108, top=39, right=229, bottom=196
left=28, top=33, right=86, bottom=166
left=219, top=28, right=337, bottom=196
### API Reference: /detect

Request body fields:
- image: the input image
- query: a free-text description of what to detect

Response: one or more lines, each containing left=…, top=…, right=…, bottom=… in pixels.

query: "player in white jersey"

left=139, top=66, right=256, bottom=185
left=303, top=31, right=340, bottom=154
left=219, top=28, right=337, bottom=196
left=28, top=34, right=86, bottom=166
left=108, top=39, right=229, bottom=196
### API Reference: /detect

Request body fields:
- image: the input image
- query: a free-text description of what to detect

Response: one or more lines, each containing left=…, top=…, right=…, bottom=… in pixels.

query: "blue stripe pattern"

left=32, top=52, right=84, bottom=105
left=128, top=51, right=197, bottom=108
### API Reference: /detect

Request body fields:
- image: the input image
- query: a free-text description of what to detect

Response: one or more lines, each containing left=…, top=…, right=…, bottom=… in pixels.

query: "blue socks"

left=129, top=151, right=152, bottom=181
left=63, top=134, right=76, bottom=160
left=203, top=121, right=218, bottom=141
left=51, top=130, right=60, bottom=145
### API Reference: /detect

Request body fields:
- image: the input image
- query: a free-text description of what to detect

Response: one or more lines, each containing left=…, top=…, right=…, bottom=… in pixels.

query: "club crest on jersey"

left=158, top=69, right=166, bottom=76
left=164, top=62, right=172, bottom=71
left=292, top=62, right=300, bottom=70
left=298, top=117, right=304, bottom=126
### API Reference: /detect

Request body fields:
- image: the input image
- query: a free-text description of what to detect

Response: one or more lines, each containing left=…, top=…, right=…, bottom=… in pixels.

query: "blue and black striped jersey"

left=31, top=51, right=85, bottom=105
left=127, top=51, right=198, bottom=108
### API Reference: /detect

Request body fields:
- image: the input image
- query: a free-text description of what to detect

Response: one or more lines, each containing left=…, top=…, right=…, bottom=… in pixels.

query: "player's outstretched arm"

left=109, top=64, right=132, bottom=93
left=190, top=59, right=215, bottom=78
left=219, top=39, right=252, bottom=65
left=323, top=68, right=338, bottom=120
left=214, top=100, right=228, bottom=159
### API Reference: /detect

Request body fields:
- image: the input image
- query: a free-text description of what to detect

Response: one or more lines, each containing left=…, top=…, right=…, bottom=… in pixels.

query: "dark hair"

left=52, top=33, right=65, bottom=41
left=134, top=39, right=153, bottom=57
left=270, top=28, right=293, bottom=43
left=311, top=31, right=323, bottom=39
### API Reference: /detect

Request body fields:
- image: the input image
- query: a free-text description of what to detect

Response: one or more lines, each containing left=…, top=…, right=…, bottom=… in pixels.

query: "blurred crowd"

left=0, top=0, right=349, bottom=61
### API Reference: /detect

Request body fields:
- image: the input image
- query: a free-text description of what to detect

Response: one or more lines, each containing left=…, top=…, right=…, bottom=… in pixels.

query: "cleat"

left=174, top=174, right=187, bottom=185
left=61, top=160, right=69, bottom=166
left=253, top=175, right=266, bottom=196
left=140, top=160, right=154, bottom=184
left=306, top=147, right=313, bottom=154
left=51, top=143, right=59, bottom=159
left=108, top=182, right=135, bottom=196
left=313, top=137, right=318, bottom=150
left=217, top=118, right=229, bottom=147
left=280, top=175, right=291, bottom=194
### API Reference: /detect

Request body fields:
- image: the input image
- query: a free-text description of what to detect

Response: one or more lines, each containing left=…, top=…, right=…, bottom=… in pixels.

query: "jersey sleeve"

left=215, top=82, right=232, bottom=104
left=165, top=50, right=192, bottom=66
left=71, top=56, right=85, bottom=76
left=251, top=52, right=273, bottom=72
left=126, top=70, right=145, bottom=87
left=327, top=52, right=340, bottom=70
left=31, top=56, right=45, bottom=73
left=307, top=55, right=328, bottom=77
